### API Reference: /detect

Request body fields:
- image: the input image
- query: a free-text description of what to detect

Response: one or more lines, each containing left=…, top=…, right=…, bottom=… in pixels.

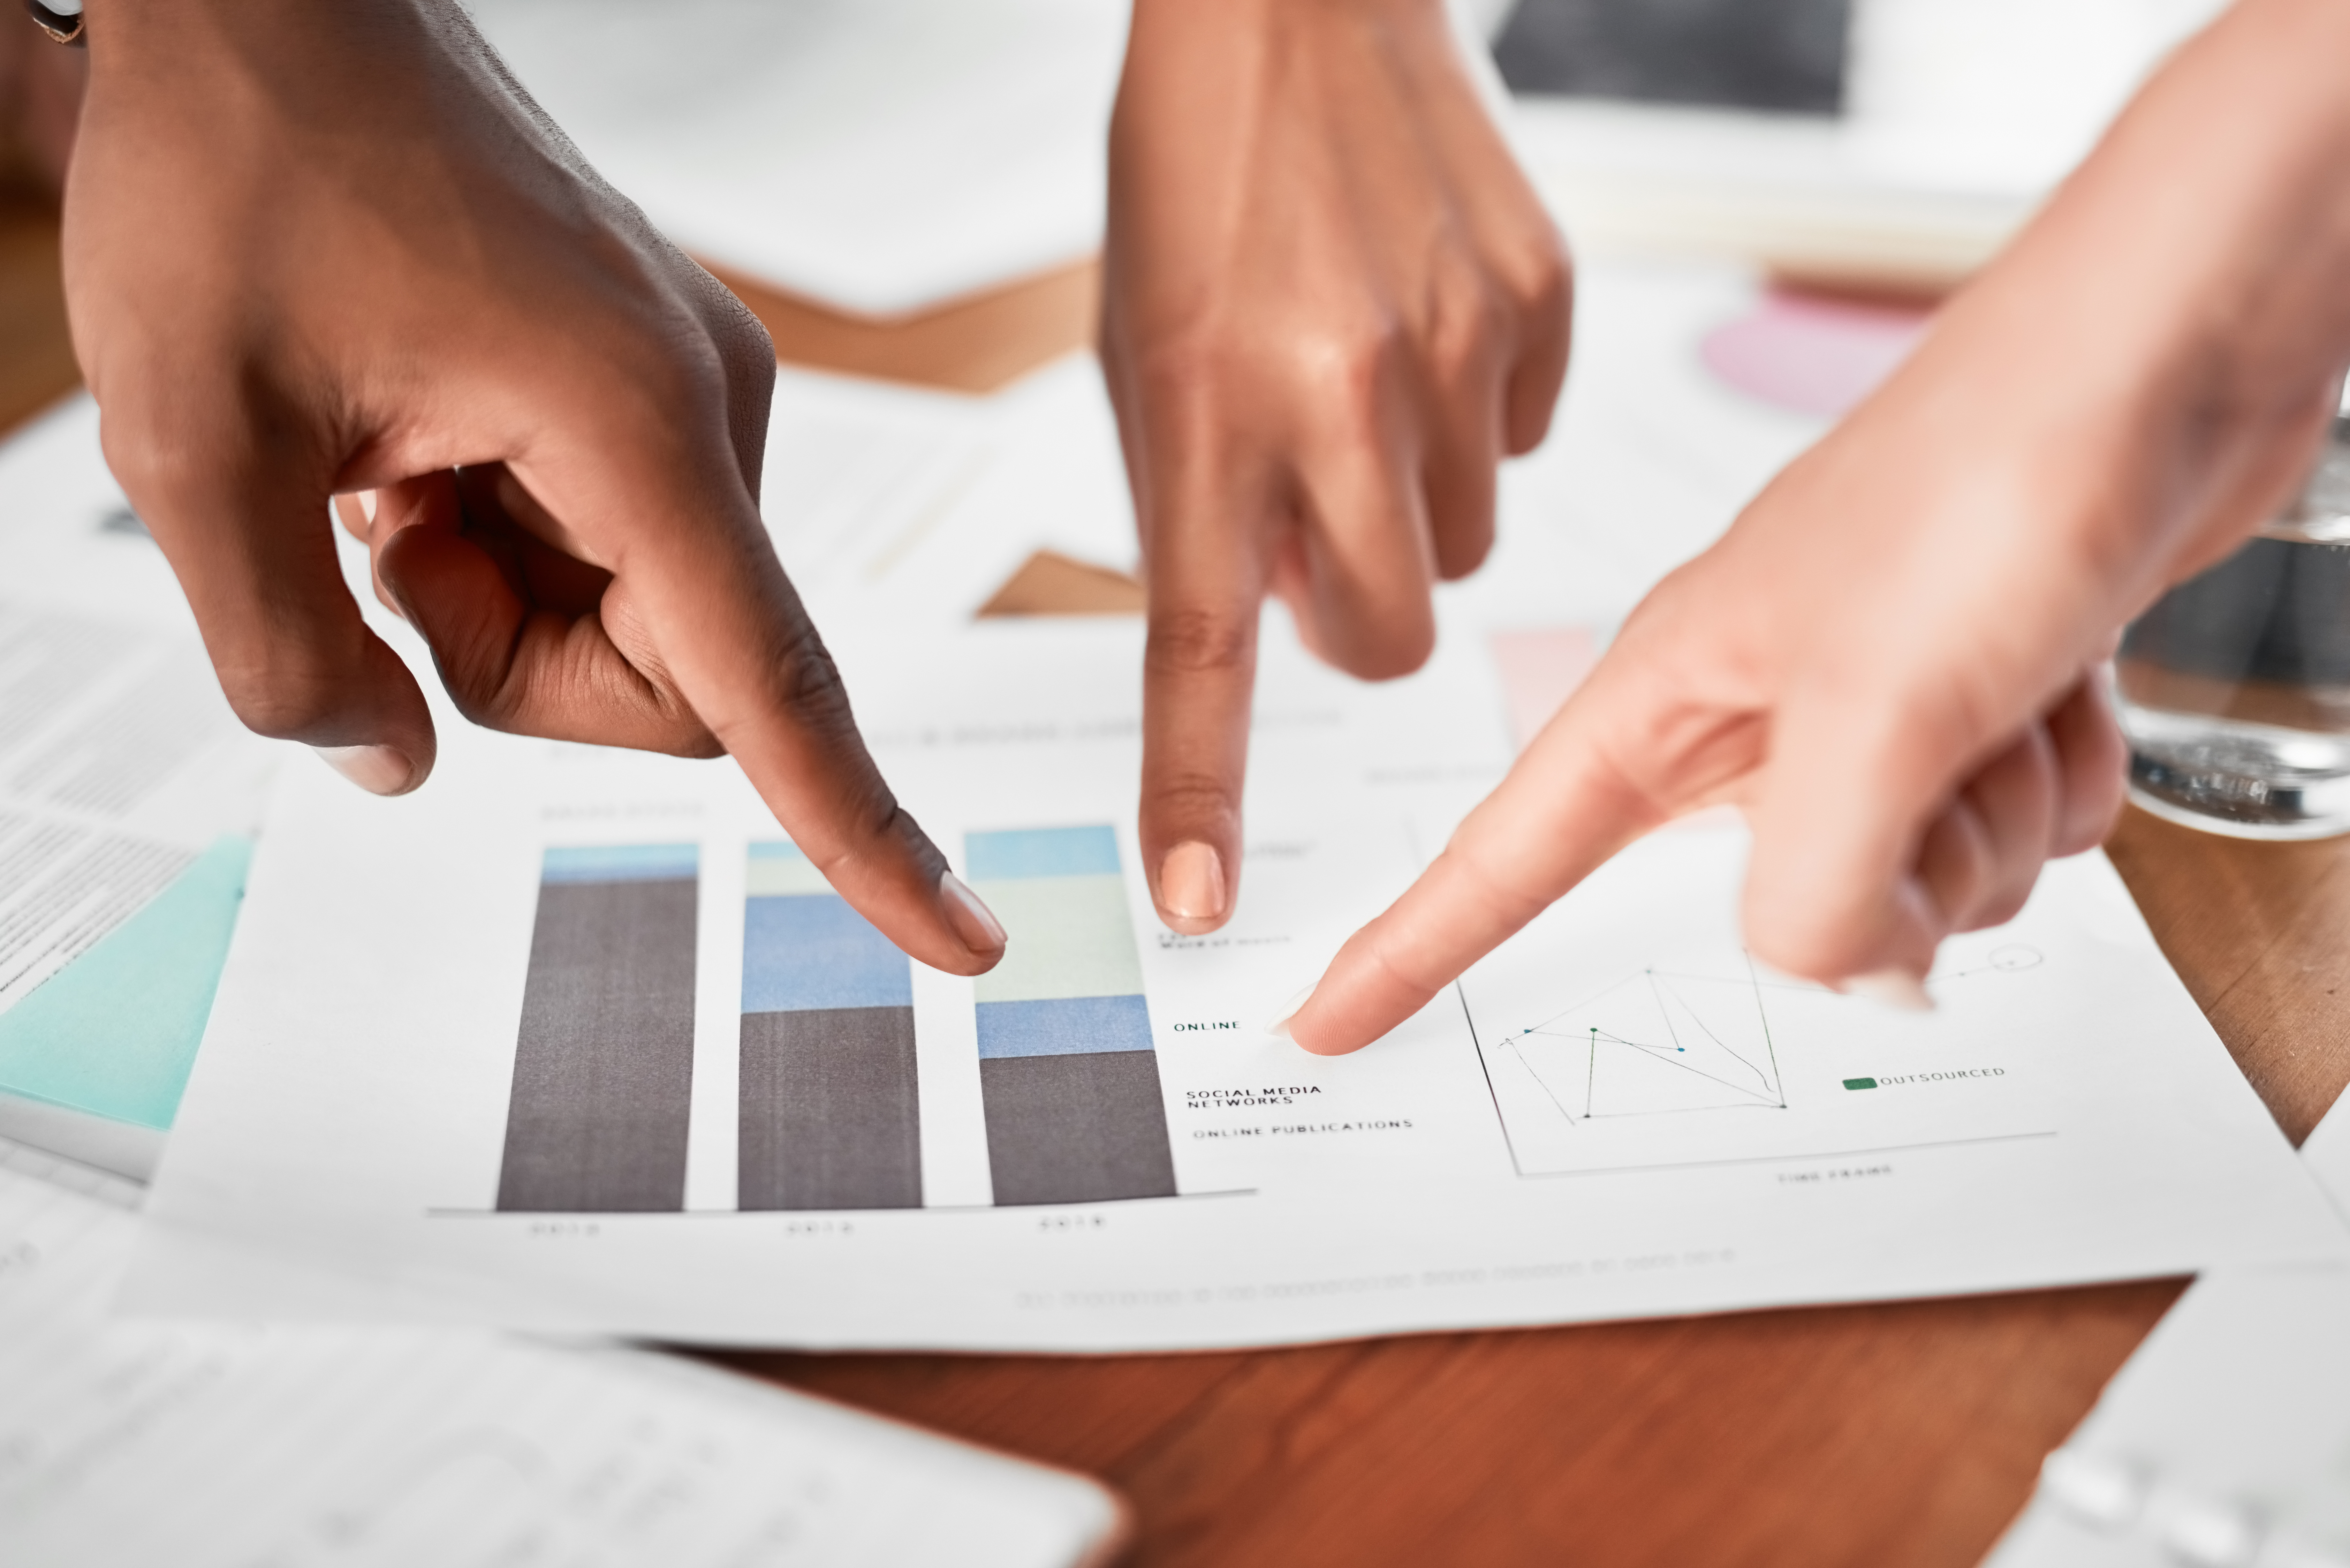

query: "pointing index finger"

left=1137, top=428, right=1269, bottom=938
left=522, top=402, right=1006, bottom=978
left=1283, top=675, right=1668, bottom=1054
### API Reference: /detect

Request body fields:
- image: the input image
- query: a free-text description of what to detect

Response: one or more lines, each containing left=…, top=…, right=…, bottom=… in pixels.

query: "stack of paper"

left=0, top=1139, right=1125, bottom=1566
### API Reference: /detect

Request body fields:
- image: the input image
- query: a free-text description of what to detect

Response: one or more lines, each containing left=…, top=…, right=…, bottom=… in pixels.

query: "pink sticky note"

left=1490, top=625, right=1600, bottom=752
left=1488, top=625, right=1742, bottom=834
left=1701, top=289, right=1933, bottom=418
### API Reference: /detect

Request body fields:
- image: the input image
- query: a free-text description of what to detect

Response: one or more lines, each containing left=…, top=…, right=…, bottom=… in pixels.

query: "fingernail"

left=314, top=743, right=416, bottom=796
left=1157, top=841, right=1227, bottom=923
left=939, top=871, right=1007, bottom=956
left=1842, top=968, right=1934, bottom=1013
left=1266, top=983, right=1317, bottom=1040
left=359, top=489, right=378, bottom=523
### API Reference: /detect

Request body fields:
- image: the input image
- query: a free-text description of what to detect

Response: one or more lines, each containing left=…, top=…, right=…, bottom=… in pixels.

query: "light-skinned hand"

left=1281, top=0, right=2350, bottom=1053
left=66, top=0, right=1004, bottom=975
left=1103, top=0, right=1569, bottom=935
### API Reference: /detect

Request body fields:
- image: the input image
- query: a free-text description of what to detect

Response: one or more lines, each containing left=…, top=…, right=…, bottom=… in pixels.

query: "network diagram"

left=1502, top=963, right=1787, bottom=1124
left=1466, top=944, right=2046, bottom=1171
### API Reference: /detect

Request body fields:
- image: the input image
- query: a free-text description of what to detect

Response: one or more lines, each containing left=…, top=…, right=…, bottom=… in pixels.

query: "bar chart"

left=491, top=830, right=1184, bottom=1214
left=738, top=841, right=922, bottom=1210
left=496, top=844, right=698, bottom=1213
left=967, top=826, right=1177, bottom=1206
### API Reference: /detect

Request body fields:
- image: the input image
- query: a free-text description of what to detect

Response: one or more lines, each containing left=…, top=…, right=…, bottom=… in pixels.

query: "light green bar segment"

left=972, top=873, right=1144, bottom=1004
left=745, top=844, right=834, bottom=897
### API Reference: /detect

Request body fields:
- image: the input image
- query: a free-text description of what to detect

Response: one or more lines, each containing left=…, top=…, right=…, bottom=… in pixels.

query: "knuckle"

left=1434, top=522, right=1495, bottom=582
left=705, top=299, right=779, bottom=414
left=437, top=642, right=529, bottom=735
left=1746, top=909, right=1877, bottom=989
left=1127, top=327, right=1239, bottom=410
left=1129, top=332, right=1214, bottom=398
left=621, top=340, right=727, bottom=425
left=1427, top=266, right=1509, bottom=385
left=1334, top=617, right=1436, bottom=682
left=1502, top=220, right=1572, bottom=322
left=1743, top=880, right=1898, bottom=987
left=1447, top=840, right=1550, bottom=929
left=718, top=292, right=776, bottom=370
left=1146, top=765, right=1236, bottom=825
left=1147, top=606, right=1254, bottom=678
left=1127, top=332, right=1267, bottom=453
left=761, top=622, right=860, bottom=741
left=555, top=309, right=734, bottom=440
left=98, top=394, right=240, bottom=510
left=213, top=647, right=351, bottom=740
left=1748, top=933, right=1845, bottom=988
left=1970, top=877, right=2038, bottom=932
left=611, top=664, right=726, bottom=760
left=1296, top=320, right=1406, bottom=430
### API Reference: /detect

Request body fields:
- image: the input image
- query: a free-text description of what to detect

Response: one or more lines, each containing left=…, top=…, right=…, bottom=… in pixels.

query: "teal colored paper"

left=0, top=834, right=250, bottom=1130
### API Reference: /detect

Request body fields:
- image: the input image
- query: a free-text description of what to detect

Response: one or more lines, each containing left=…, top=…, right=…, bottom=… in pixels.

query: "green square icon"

left=1842, top=1077, right=1878, bottom=1091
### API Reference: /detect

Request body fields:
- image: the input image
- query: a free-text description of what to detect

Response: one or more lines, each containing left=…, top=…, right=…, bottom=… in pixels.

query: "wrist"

left=1930, top=0, right=2350, bottom=567
left=77, top=0, right=452, bottom=78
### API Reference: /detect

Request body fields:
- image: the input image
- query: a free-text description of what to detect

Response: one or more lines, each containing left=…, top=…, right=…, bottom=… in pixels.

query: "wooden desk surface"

left=3, top=188, right=2344, bottom=1568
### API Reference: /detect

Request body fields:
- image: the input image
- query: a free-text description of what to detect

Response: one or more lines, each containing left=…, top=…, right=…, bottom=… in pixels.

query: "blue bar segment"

left=742, top=894, right=912, bottom=1013
left=976, top=995, right=1154, bottom=1059
left=965, top=825, right=1122, bottom=882
left=542, top=843, right=700, bottom=885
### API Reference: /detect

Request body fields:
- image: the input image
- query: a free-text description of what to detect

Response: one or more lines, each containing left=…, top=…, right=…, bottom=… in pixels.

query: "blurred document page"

left=0, top=401, right=283, bottom=1177
left=1985, top=1092, right=2350, bottom=1568
left=756, top=357, right=1137, bottom=630
left=0, top=601, right=258, bottom=1017
left=128, top=618, right=2346, bottom=1350
left=470, top=0, right=1124, bottom=316
left=0, top=1143, right=1123, bottom=1568
left=0, top=402, right=278, bottom=1023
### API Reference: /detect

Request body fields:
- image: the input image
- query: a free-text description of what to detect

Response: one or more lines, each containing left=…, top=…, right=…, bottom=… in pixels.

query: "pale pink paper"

left=1489, top=624, right=1739, bottom=832
left=1490, top=625, right=1600, bottom=751
left=1701, top=290, right=1933, bottom=418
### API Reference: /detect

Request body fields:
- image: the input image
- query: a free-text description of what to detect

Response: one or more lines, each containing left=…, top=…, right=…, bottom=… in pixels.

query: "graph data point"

left=1508, top=966, right=1784, bottom=1123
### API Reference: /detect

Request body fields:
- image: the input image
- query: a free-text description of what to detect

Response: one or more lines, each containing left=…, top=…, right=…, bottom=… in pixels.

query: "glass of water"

left=2115, top=394, right=2350, bottom=838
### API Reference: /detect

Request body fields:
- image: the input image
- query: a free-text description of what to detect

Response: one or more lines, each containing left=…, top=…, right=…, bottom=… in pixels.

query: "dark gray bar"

left=739, top=1006, right=922, bottom=1210
left=979, top=1051, right=1178, bottom=1206
left=496, top=878, right=697, bottom=1212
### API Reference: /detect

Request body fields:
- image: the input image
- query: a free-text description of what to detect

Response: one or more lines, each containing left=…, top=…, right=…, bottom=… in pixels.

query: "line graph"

left=1466, top=936, right=2055, bottom=1179
left=1503, top=960, right=1785, bottom=1123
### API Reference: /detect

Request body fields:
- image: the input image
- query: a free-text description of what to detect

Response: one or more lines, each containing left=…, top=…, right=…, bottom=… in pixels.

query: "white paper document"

left=763, top=354, right=1139, bottom=629
left=129, top=611, right=2346, bottom=1351
left=1986, top=1092, right=2350, bottom=1568
left=0, top=1141, right=1124, bottom=1567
